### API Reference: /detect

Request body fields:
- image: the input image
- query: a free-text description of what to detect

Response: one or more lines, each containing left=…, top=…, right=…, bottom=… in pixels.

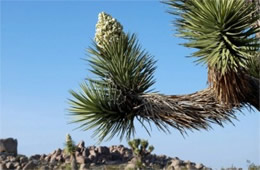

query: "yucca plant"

left=69, top=12, right=157, bottom=142
left=69, top=1, right=259, bottom=142
left=165, top=0, right=260, bottom=108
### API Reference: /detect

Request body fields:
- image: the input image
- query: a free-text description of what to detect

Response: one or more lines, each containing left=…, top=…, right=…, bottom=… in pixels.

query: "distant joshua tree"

left=128, top=139, right=154, bottom=168
left=64, top=134, right=78, bottom=170
left=69, top=0, right=259, bottom=142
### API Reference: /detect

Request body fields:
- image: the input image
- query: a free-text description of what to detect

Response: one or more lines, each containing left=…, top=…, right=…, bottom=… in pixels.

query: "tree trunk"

left=71, top=154, right=78, bottom=170
left=140, top=75, right=259, bottom=134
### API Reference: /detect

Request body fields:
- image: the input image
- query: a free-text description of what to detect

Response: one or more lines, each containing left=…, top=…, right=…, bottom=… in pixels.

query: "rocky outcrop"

left=0, top=138, right=18, bottom=156
left=166, top=158, right=207, bottom=170
left=0, top=140, right=210, bottom=170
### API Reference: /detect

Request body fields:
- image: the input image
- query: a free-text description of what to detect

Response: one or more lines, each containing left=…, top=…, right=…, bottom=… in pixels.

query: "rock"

left=50, top=154, right=56, bottom=162
left=0, top=164, right=7, bottom=170
left=63, top=154, right=70, bottom=161
left=90, top=163, right=96, bottom=166
left=13, top=162, right=20, bottom=168
left=76, top=155, right=85, bottom=164
left=23, top=161, right=36, bottom=170
left=0, top=155, right=6, bottom=162
left=10, top=156, right=18, bottom=162
left=51, top=150, right=56, bottom=155
left=110, top=151, right=122, bottom=161
left=71, top=156, right=78, bottom=170
left=0, top=138, right=18, bottom=156
left=20, top=156, right=28, bottom=164
left=65, top=158, right=71, bottom=164
left=82, top=148, right=90, bottom=157
left=56, top=148, right=62, bottom=156
left=89, top=149, right=97, bottom=157
left=167, top=159, right=181, bottom=170
left=85, top=157, right=91, bottom=164
left=44, top=155, right=51, bottom=162
left=97, top=146, right=109, bottom=155
left=15, top=166, right=21, bottom=170
left=185, top=160, right=191, bottom=165
left=186, top=163, right=196, bottom=170
left=40, top=154, right=46, bottom=161
left=32, top=159, right=39, bottom=165
left=49, top=157, right=57, bottom=166
left=40, top=165, right=50, bottom=170
left=6, top=162, right=14, bottom=169
left=79, top=163, right=89, bottom=170
left=125, top=163, right=136, bottom=170
left=196, top=163, right=204, bottom=169
left=88, top=146, right=95, bottom=151
left=56, top=155, right=64, bottom=162
left=30, top=154, right=41, bottom=160
left=130, top=157, right=138, bottom=164
left=77, top=141, right=85, bottom=149
left=8, top=156, right=14, bottom=161
left=88, top=155, right=96, bottom=162
left=75, top=151, right=81, bottom=157
left=21, top=162, right=27, bottom=168
left=101, top=159, right=106, bottom=164
left=173, top=159, right=183, bottom=166
left=0, top=144, right=210, bottom=170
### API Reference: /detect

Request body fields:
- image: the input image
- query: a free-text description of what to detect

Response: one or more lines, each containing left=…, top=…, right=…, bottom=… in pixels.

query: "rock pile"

left=0, top=139, right=210, bottom=170
left=0, top=138, right=18, bottom=156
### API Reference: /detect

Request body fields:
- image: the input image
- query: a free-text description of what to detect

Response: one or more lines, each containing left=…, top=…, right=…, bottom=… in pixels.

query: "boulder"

left=56, top=155, right=64, bottom=162
left=15, top=166, right=21, bottom=170
left=75, top=151, right=81, bottom=157
left=55, top=148, right=62, bottom=156
left=90, top=163, right=96, bottom=166
left=20, top=156, right=28, bottom=164
left=89, top=149, right=97, bottom=157
left=0, top=138, right=18, bottom=156
left=29, top=154, right=41, bottom=160
left=40, top=154, right=46, bottom=161
left=49, top=156, right=57, bottom=166
left=195, top=163, right=204, bottom=169
left=5, top=162, right=14, bottom=169
left=97, top=146, right=109, bottom=155
left=50, top=154, right=57, bottom=163
left=88, top=154, right=96, bottom=162
left=110, top=151, right=122, bottom=161
left=76, top=155, right=85, bottom=164
left=9, top=156, right=18, bottom=162
left=82, top=148, right=90, bottom=157
left=40, top=165, right=50, bottom=170
left=79, top=163, right=89, bottom=170
left=13, top=162, right=20, bottom=168
left=44, top=155, right=51, bottom=162
left=77, top=141, right=85, bottom=149
left=124, top=163, right=136, bottom=170
left=22, top=161, right=36, bottom=170
left=167, top=159, right=181, bottom=170
left=0, top=163, right=7, bottom=170
left=0, top=154, right=6, bottom=162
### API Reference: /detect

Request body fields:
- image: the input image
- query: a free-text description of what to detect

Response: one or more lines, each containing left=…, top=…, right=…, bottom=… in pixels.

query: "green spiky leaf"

left=69, top=31, right=156, bottom=142
left=165, top=0, right=260, bottom=75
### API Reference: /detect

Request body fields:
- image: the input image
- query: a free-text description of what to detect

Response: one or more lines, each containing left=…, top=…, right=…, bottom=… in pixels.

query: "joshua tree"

left=69, top=0, right=259, bottom=142
left=64, top=134, right=78, bottom=170
left=128, top=139, right=154, bottom=168
left=165, top=0, right=259, bottom=107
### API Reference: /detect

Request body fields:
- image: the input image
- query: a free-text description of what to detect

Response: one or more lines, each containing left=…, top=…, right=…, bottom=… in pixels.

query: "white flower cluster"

left=66, top=133, right=72, bottom=142
left=95, top=12, right=124, bottom=48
